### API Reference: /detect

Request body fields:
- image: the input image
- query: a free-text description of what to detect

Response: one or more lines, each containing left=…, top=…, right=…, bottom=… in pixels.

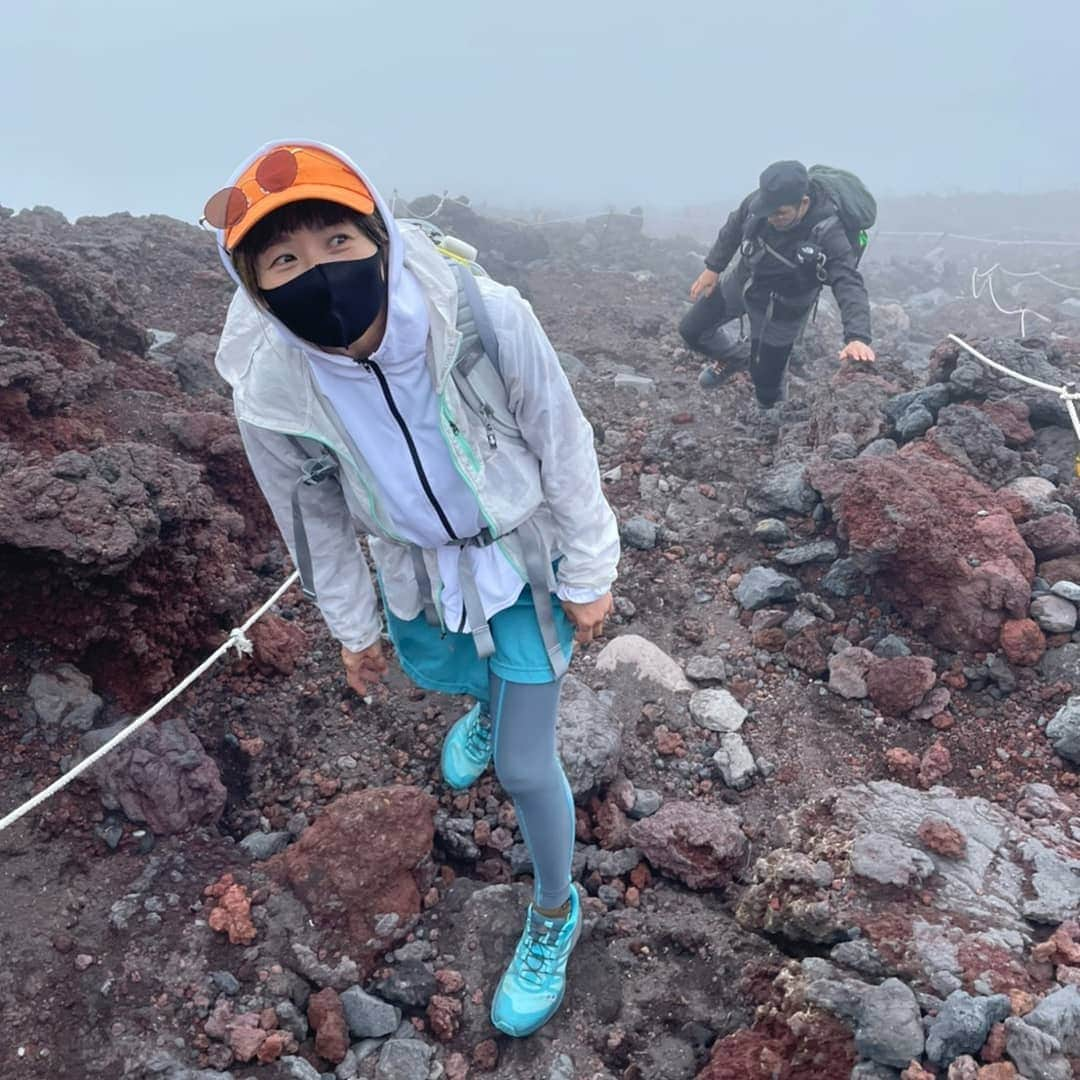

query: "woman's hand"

left=690, top=268, right=719, bottom=301
left=341, top=641, right=388, bottom=696
left=561, top=593, right=614, bottom=645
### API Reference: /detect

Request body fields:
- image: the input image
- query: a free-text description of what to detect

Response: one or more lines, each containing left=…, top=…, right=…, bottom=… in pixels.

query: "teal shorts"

left=382, top=586, right=575, bottom=702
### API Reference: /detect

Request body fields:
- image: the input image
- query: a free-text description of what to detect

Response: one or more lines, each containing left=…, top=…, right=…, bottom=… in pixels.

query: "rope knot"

left=227, top=627, right=254, bottom=657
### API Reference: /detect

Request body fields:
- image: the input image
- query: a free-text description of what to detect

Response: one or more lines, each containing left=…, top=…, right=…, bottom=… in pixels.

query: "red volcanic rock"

left=266, top=786, right=436, bottom=975
left=630, top=801, right=747, bottom=890
left=977, top=400, right=1034, bottom=447
left=917, top=817, right=967, bottom=857
left=814, top=446, right=1033, bottom=652
left=249, top=614, right=307, bottom=676
left=307, top=988, right=348, bottom=1064
left=866, top=656, right=937, bottom=716
left=999, top=618, right=1046, bottom=666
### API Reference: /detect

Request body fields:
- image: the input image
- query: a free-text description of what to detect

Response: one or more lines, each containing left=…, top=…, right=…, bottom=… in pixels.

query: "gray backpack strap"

left=452, top=262, right=501, bottom=376
left=515, top=518, right=570, bottom=680
left=457, top=548, right=496, bottom=660
left=286, top=435, right=340, bottom=602
left=409, top=546, right=440, bottom=627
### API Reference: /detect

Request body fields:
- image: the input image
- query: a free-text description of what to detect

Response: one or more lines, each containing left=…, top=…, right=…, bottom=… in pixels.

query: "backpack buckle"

left=300, top=455, right=338, bottom=486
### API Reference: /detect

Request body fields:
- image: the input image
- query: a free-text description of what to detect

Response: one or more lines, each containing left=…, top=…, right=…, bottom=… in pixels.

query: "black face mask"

left=261, top=254, right=384, bottom=349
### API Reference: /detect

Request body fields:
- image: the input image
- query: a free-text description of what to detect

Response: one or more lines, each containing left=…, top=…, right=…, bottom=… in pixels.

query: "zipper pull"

left=484, top=421, right=498, bottom=450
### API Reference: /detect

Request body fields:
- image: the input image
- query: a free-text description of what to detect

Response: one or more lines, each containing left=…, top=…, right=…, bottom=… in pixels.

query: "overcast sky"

left=3, top=0, right=1077, bottom=223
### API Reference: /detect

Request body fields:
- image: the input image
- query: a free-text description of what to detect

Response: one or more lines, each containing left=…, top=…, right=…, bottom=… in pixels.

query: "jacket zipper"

left=362, top=359, right=460, bottom=543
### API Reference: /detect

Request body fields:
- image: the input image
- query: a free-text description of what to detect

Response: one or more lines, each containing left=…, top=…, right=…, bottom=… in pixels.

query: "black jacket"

left=704, top=181, right=872, bottom=344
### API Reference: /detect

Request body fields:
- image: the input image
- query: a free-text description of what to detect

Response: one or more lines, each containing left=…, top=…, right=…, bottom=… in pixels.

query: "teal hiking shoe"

left=491, top=889, right=581, bottom=1037
left=440, top=703, right=492, bottom=791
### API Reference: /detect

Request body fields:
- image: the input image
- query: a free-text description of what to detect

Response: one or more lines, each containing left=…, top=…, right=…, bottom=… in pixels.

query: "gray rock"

left=1004, top=1016, right=1072, bottom=1080
left=754, top=461, right=819, bottom=515
left=557, top=352, right=586, bottom=382
left=558, top=676, right=622, bottom=798
left=799, top=592, right=837, bottom=620
left=1052, top=580, right=1080, bottom=603
left=851, top=833, right=935, bottom=887
left=783, top=608, right=820, bottom=636
left=239, top=830, right=292, bottom=860
left=275, top=1000, right=309, bottom=1042
left=854, top=978, right=924, bottom=1068
left=595, top=635, right=692, bottom=692
left=884, top=382, right=951, bottom=424
left=434, top=813, right=481, bottom=861
left=628, top=788, right=662, bottom=819
left=859, top=439, right=899, bottom=459
left=850, top=1064, right=900, bottom=1080
left=550, top=1053, right=577, bottom=1080
left=372, top=959, right=438, bottom=1009
left=1047, top=698, right=1080, bottom=764
left=1032, top=595, right=1079, bottom=633
left=375, top=1038, right=434, bottom=1080
left=828, top=647, right=875, bottom=700
left=896, top=403, right=934, bottom=441
left=924, top=989, right=1011, bottom=1066
left=753, top=518, right=790, bottom=544
left=1026, top=984, right=1080, bottom=1054
left=829, top=433, right=859, bottom=460
left=774, top=540, right=839, bottom=566
left=621, top=515, right=660, bottom=551
left=734, top=566, right=800, bottom=610
left=690, top=688, right=748, bottom=732
left=873, top=635, right=912, bottom=659
left=822, top=558, right=865, bottom=598
left=613, top=372, right=655, bottom=393
left=831, top=939, right=887, bottom=978
left=586, top=846, right=644, bottom=877
left=1041, top=642, right=1080, bottom=685
left=210, top=970, right=240, bottom=996
left=335, top=1048, right=360, bottom=1080
left=28, top=664, right=103, bottom=731
left=340, top=986, right=400, bottom=1039
left=686, top=655, right=728, bottom=682
left=712, top=733, right=757, bottom=790
left=280, top=1058, right=323, bottom=1080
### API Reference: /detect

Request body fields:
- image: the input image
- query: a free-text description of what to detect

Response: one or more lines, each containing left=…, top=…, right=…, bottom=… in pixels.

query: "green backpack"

left=808, top=165, right=877, bottom=262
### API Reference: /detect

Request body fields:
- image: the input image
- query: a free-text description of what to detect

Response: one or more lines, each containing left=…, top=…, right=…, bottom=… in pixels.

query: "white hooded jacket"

left=213, top=140, right=619, bottom=652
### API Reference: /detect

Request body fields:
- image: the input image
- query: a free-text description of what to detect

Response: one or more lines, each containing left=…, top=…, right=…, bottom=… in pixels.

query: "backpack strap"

left=451, top=262, right=501, bottom=377
left=285, top=435, right=340, bottom=601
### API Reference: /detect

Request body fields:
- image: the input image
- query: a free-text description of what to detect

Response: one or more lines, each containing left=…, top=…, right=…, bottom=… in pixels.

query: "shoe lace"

left=514, top=918, right=560, bottom=987
left=464, top=711, right=492, bottom=759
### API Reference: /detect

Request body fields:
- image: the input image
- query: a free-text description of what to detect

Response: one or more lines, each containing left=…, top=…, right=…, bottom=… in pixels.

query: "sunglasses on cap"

left=202, top=148, right=301, bottom=230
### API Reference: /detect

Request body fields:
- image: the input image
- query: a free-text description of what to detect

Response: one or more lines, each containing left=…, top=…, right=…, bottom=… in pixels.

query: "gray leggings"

left=488, top=673, right=575, bottom=910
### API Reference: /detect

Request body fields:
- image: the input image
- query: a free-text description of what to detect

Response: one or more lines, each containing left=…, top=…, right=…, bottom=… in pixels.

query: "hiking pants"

left=679, top=262, right=818, bottom=402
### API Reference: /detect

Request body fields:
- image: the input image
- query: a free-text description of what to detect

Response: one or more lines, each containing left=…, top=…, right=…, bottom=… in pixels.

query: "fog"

left=2, top=0, right=1077, bottom=224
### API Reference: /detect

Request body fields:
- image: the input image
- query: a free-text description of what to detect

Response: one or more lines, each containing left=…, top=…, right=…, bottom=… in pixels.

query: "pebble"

left=211, top=971, right=240, bottom=996
left=628, top=788, right=662, bottom=819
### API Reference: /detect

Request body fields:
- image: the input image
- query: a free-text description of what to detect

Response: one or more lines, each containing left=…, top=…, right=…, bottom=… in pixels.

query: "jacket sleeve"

left=821, top=225, right=873, bottom=344
left=704, top=194, right=753, bottom=273
left=237, top=421, right=382, bottom=652
left=488, top=287, right=620, bottom=604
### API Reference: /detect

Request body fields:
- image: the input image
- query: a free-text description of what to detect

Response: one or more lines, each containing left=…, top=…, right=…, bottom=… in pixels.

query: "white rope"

left=392, top=190, right=619, bottom=230
left=878, top=230, right=1080, bottom=248
left=989, top=265, right=1080, bottom=292
left=970, top=266, right=1053, bottom=337
left=0, top=570, right=301, bottom=834
left=947, top=334, right=1080, bottom=446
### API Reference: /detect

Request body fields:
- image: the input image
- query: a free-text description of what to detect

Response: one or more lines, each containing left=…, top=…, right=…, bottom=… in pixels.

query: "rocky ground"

left=4, top=199, right=1080, bottom=1080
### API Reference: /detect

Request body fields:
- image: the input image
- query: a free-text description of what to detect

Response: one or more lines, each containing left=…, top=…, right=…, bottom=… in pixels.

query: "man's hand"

left=839, top=341, right=875, bottom=363
left=341, top=641, right=388, bottom=696
left=690, top=269, right=719, bottom=302
left=561, top=593, right=614, bottom=646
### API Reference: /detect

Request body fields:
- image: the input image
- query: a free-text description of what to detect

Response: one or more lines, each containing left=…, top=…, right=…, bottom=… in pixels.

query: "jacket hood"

left=212, top=139, right=409, bottom=366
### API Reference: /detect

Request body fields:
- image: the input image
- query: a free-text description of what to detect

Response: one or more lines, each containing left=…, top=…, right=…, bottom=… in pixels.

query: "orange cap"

left=221, top=144, right=376, bottom=252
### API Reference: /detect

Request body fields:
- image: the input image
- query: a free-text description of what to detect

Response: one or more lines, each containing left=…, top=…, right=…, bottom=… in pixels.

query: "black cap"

left=750, top=160, right=809, bottom=216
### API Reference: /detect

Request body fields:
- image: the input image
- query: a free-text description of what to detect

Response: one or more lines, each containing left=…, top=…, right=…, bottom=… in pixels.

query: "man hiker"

left=680, top=160, right=875, bottom=407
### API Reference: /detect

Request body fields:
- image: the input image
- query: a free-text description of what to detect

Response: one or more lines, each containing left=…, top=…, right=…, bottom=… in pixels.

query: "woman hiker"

left=204, top=140, right=620, bottom=1037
